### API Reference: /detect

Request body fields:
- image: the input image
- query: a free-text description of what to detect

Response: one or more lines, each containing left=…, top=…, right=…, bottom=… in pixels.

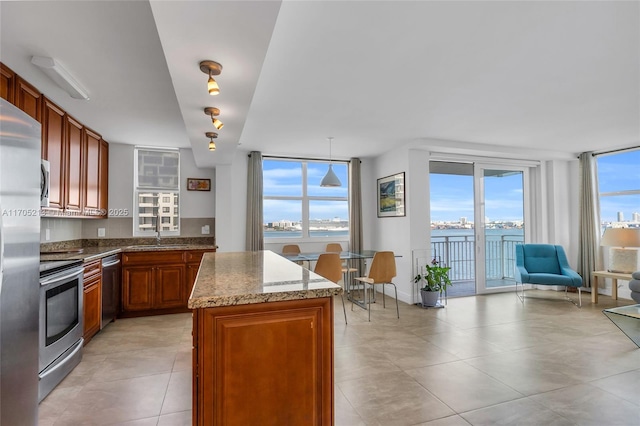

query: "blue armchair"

left=515, top=244, right=583, bottom=307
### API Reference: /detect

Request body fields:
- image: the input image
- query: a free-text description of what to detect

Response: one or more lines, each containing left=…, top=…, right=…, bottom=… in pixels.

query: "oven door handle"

left=40, top=269, right=83, bottom=287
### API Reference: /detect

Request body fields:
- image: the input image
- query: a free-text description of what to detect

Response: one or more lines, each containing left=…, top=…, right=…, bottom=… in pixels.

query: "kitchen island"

left=189, top=250, right=342, bottom=426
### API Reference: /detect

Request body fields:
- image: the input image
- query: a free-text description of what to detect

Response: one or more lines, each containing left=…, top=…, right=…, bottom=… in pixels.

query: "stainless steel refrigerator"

left=0, top=98, right=40, bottom=424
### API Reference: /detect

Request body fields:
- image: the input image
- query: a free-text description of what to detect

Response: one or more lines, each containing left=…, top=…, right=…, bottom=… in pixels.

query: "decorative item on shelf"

left=206, top=132, right=217, bottom=151
left=199, top=60, right=222, bottom=95
left=377, top=172, right=405, bottom=217
left=600, top=228, right=640, bottom=273
left=204, top=107, right=224, bottom=130
left=413, top=257, right=451, bottom=308
left=187, top=178, right=211, bottom=191
left=320, top=137, right=341, bottom=187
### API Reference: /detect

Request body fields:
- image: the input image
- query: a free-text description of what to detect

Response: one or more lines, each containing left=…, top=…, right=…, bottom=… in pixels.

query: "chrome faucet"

left=155, top=211, right=161, bottom=245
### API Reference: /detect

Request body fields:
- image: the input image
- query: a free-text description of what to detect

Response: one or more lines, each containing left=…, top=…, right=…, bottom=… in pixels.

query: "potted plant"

left=413, top=258, right=452, bottom=307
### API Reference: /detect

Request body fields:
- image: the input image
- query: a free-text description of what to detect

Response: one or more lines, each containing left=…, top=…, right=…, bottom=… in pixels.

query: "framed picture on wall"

left=187, top=178, right=211, bottom=191
left=377, top=172, right=405, bottom=217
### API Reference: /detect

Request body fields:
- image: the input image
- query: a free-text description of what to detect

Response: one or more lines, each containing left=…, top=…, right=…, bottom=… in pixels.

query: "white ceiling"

left=1, top=1, right=638, bottom=168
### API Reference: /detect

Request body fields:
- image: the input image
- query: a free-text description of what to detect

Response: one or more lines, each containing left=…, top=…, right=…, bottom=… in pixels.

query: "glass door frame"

left=474, top=162, right=531, bottom=295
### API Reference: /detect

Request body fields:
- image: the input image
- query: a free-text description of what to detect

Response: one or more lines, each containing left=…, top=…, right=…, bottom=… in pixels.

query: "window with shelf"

left=134, top=148, right=180, bottom=236
left=263, top=158, right=349, bottom=240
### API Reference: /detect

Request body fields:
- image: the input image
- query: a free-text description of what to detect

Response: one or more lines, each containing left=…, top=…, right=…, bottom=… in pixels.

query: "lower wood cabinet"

left=192, top=297, right=335, bottom=426
left=83, top=259, right=102, bottom=344
left=121, top=249, right=214, bottom=316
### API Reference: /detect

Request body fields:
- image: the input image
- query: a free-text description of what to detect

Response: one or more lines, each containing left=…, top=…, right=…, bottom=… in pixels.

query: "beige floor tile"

left=54, top=373, right=170, bottom=424
left=160, top=370, right=192, bottom=415
left=335, top=386, right=366, bottom=426
left=416, top=415, right=473, bottom=425
left=172, top=347, right=192, bottom=372
left=530, top=382, right=640, bottom=425
left=590, top=369, right=640, bottom=406
left=338, top=370, right=454, bottom=425
left=460, top=396, right=574, bottom=425
left=406, top=360, right=523, bottom=413
left=158, top=410, right=191, bottom=426
left=91, top=347, right=178, bottom=382
left=110, top=417, right=159, bottom=426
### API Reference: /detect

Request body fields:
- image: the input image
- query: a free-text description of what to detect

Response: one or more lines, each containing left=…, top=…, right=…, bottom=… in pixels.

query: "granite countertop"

left=188, top=250, right=343, bottom=309
left=40, top=241, right=217, bottom=263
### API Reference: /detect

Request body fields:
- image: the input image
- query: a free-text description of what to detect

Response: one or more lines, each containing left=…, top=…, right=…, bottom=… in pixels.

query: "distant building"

left=617, top=211, right=624, bottom=222
left=633, top=212, right=640, bottom=223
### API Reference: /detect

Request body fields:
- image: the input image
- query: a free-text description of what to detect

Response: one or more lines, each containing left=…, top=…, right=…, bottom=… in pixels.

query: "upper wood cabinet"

left=83, top=128, right=108, bottom=216
left=42, top=97, right=66, bottom=210
left=2, top=62, right=109, bottom=218
left=65, top=115, right=84, bottom=214
left=0, top=63, right=16, bottom=103
left=15, top=77, right=41, bottom=122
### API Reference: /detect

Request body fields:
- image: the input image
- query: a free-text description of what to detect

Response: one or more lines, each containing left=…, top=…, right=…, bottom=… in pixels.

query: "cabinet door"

left=83, top=128, right=102, bottom=215
left=83, top=277, right=102, bottom=343
left=0, top=63, right=15, bottom=103
left=65, top=115, right=83, bottom=213
left=194, top=298, right=334, bottom=426
left=155, top=265, right=186, bottom=309
left=99, top=140, right=109, bottom=214
left=15, top=76, right=41, bottom=122
left=122, top=266, right=154, bottom=311
left=42, top=97, right=66, bottom=210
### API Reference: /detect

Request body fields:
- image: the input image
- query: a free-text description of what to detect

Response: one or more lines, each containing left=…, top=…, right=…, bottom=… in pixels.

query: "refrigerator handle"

left=0, top=201, right=4, bottom=293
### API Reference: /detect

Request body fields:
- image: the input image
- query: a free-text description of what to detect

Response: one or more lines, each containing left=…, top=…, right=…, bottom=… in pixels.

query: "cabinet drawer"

left=122, top=251, right=185, bottom=265
left=185, top=250, right=215, bottom=263
left=83, top=259, right=102, bottom=280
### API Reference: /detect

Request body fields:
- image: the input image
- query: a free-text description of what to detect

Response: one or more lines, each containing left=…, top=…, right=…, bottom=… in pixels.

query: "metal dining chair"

left=314, top=253, right=348, bottom=324
left=354, top=251, right=399, bottom=321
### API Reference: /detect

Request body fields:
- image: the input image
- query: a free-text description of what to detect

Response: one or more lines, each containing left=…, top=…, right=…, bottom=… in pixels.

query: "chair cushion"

left=629, top=279, right=640, bottom=292
left=522, top=245, right=561, bottom=274
left=632, top=271, right=640, bottom=280
left=527, top=273, right=580, bottom=287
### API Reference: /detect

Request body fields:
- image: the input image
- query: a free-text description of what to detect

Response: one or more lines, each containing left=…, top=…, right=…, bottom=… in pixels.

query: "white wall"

left=214, top=150, right=248, bottom=252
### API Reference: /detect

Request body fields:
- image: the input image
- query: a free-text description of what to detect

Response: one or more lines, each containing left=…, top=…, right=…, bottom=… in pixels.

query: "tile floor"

left=39, top=290, right=640, bottom=425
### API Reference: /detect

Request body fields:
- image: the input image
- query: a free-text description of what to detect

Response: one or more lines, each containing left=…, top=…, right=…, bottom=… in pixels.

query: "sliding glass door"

left=475, top=164, right=527, bottom=293
left=430, top=161, right=529, bottom=296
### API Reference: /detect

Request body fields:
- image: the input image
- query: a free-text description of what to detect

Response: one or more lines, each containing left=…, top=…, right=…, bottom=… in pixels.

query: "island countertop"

left=188, top=250, right=343, bottom=309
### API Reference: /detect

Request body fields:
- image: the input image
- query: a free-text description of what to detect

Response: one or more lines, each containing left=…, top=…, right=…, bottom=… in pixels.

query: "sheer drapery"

left=578, top=152, right=601, bottom=288
left=246, top=151, right=264, bottom=251
left=349, top=158, right=364, bottom=275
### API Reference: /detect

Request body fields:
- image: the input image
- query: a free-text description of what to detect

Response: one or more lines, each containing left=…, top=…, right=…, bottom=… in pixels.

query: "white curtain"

left=349, top=158, right=364, bottom=274
left=578, top=152, right=601, bottom=288
left=245, top=151, right=263, bottom=251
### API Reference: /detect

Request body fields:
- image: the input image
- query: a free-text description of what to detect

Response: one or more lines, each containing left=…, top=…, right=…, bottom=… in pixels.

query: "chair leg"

left=515, top=281, right=525, bottom=304
left=340, top=294, right=348, bottom=324
left=393, top=283, right=399, bottom=319
left=563, top=286, right=582, bottom=308
left=367, top=283, right=371, bottom=322
left=382, top=284, right=386, bottom=308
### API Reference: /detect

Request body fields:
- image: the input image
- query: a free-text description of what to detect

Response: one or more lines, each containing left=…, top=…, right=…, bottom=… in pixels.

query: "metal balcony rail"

left=431, top=233, right=524, bottom=282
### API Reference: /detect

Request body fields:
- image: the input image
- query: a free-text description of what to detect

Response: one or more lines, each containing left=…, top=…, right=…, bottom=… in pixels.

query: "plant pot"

left=420, top=289, right=440, bottom=307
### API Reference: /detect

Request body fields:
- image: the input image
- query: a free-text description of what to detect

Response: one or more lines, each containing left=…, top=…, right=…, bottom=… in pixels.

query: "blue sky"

left=597, top=150, right=640, bottom=223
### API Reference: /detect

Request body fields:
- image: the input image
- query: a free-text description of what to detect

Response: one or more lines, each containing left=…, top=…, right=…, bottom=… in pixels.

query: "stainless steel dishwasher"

left=101, top=254, right=121, bottom=328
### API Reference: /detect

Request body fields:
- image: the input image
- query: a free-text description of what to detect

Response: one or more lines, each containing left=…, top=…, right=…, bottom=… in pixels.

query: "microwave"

left=40, top=159, right=49, bottom=207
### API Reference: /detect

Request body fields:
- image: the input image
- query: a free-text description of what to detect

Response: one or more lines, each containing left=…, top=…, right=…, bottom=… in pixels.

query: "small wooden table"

left=591, top=270, right=633, bottom=304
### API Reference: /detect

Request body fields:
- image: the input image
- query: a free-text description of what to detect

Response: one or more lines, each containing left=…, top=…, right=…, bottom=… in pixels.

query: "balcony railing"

left=431, top=233, right=524, bottom=282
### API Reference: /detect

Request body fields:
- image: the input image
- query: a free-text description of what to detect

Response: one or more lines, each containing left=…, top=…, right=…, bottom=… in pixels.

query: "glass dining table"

left=280, top=250, right=388, bottom=309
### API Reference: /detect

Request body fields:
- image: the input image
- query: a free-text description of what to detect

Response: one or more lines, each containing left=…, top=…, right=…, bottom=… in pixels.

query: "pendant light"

left=320, top=137, right=341, bottom=187
left=206, top=132, right=218, bottom=151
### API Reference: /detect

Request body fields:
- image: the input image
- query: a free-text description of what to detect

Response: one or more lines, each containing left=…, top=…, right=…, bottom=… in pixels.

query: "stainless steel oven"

left=38, top=260, right=84, bottom=401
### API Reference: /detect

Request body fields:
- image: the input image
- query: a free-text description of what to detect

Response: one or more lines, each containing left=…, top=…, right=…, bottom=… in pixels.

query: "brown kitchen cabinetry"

left=0, top=63, right=16, bottom=103
left=0, top=62, right=108, bottom=218
left=15, top=76, right=41, bottom=122
left=121, top=249, right=214, bottom=317
left=192, top=297, right=334, bottom=425
left=83, top=259, right=102, bottom=344
left=42, top=96, right=66, bottom=211
left=83, top=128, right=108, bottom=216
left=65, top=114, right=84, bottom=214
